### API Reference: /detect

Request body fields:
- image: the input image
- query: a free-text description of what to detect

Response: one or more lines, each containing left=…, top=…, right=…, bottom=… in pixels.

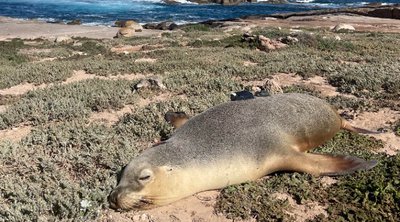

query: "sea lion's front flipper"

left=341, top=119, right=381, bottom=134
left=284, top=153, right=378, bottom=176
left=164, top=111, right=189, bottom=129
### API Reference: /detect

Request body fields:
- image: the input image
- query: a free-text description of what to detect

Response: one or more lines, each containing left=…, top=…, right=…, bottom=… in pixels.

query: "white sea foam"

left=166, top=0, right=198, bottom=4
left=293, top=0, right=315, bottom=3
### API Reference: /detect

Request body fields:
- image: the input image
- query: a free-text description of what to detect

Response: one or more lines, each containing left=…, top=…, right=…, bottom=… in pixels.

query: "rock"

left=259, top=0, right=288, bottom=4
left=148, top=77, right=167, bottom=89
left=143, top=23, right=158, bottom=29
left=54, top=36, right=73, bottom=44
left=368, top=7, right=400, bottom=19
left=67, top=19, right=81, bottom=25
left=144, top=21, right=178, bottom=30
left=254, top=79, right=283, bottom=97
left=163, top=0, right=181, bottom=4
left=278, top=36, right=299, bottom=44
left=394, top=8, right=400, bottom=19
left=188, top=0, right=212, bottom=4
left=334, top=35, right=341, bottom=41
left=332, top=24, right=355, bottom=32
left=263, top=79, right=283, bottom=95
left=115, top=20, right=143, bottom=31
left=132, top=76, right=166, bottom=91
left=242, top=33, right=288, bottom=52
left=220, top=0, right=242, bottom=5
left=258, top=35, right=287, bottom=51
left=115, top=28, right=135, bottom=38
left=111, top=45, right=143, bottom=54
left=133, top=79, right=151, bottom=91
left=242, top=32, right=256, bottom=42
left=156, top=21, right=179, bottom=30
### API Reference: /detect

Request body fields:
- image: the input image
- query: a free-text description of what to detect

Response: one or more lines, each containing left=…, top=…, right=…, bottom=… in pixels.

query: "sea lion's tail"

left=341, top=119, right=381, bottom=134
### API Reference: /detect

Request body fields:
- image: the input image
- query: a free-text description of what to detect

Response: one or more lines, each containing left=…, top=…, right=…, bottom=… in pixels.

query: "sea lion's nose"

left=108, top=188, right=122, bottom=209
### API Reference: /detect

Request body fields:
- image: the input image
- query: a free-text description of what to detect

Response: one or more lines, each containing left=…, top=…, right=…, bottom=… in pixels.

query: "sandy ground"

left=2, top=13, right=400, bottom=41
left=0, top=16, right=162, bottom=40
left=1, top=13, right=399, bottom=221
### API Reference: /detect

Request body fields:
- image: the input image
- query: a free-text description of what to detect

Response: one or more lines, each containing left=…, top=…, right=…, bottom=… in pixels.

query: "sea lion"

left=109, top=93, right=378, bottom=210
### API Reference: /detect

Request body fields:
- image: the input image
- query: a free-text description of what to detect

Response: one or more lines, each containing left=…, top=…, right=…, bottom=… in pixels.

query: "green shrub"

left=0, top=39, right=28, bottom=66
left=0, top=79, right=135, bottom=129
left=181, top=24, right=211, bottom=32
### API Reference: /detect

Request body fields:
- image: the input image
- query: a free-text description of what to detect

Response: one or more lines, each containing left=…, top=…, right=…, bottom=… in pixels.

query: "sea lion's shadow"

left=107, top=165, right=127, bottom=206
left=115, top=165, right=127, bottom=184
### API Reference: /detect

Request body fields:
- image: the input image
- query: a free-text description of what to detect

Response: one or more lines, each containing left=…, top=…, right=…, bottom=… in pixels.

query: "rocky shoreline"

left=163, top=0, right=285, bottom=6
left=142, top=4, right=400, bottom=31
left=1, top=5, right=400, bottom=40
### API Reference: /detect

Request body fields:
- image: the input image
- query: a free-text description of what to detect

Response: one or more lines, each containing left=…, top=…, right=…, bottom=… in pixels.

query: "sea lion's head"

left=108, top=157, right=177, bottom=211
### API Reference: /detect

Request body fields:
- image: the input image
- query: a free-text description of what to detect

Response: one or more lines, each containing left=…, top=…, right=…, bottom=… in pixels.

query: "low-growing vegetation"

left=0, top=24, right=399, bottom=221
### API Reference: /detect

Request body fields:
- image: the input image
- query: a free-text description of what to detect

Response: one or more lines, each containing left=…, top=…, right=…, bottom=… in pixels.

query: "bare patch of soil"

left=19, top=48, right=53, bottom=55
left=243, top=61, right=258, bottom=67
left=89, top=93, right=186, bottom=125
left=89, top=105, right=135, bottom=125
left=100, top=191, right=238, bottom=222
left=0, top=105, right=7, bottom=113
left=136, top=92, right=177, bottom=108
left=272, top=192, right=327, bottom=221
left=0, top=125, right=32, bottom=142
left=348, top=108, right=400, bottom=155
left=111, top=45, right=143, bottom=54
left=242, top=73, right=342, bottom=98
left=320, top=176, right=337, bottom=187
left=0, top=82, right=45, bottom=96
left=0, top=70, right=148, bottom=96
left=135, top=58, right=157, bottom=63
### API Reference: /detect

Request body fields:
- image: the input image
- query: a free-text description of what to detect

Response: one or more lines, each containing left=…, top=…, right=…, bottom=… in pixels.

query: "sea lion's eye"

left=138, top=175, right=151, bottom=181
left=138, top=169, right=153, bottom=183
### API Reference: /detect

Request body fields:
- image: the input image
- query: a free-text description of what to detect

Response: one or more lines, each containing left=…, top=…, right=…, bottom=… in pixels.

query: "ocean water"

left=0, top=0, right=398, bottom=25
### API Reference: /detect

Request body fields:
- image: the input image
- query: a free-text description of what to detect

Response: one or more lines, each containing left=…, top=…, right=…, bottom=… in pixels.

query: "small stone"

left=332, top=24, right=355, bottom=32
left=67, top=19, right=81, bottom=25
left=148, top=77, right=167, bottom=89
left=132, top=76, right=166, bottom=91
left=257, top=35, right=287, bottom=51
left=133, top=79, right=152, bottom=91
left=263, top=79, right=283, bottom=95
left=334, top=35, right=341, bottom=41
left=115, top=28, right=135, bottom=38
left=55, top=36, right=73, bottom=44
left=278, top=36, right=299, bottom=44
left=115, top=20, right=143, bottom=31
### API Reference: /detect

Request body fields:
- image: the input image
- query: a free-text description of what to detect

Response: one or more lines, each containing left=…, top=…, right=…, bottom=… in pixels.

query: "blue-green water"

left=0, top=0, right=398, bottom=25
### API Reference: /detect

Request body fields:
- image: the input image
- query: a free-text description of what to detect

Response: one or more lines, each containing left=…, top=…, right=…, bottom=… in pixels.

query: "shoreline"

left=0, top=16, right=161, bottom=41
left=1, top=5, right=400, bottom=40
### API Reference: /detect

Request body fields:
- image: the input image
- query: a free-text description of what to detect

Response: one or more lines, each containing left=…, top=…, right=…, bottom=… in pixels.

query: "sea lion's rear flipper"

left=341, top=119, right=381, bottom=134
left=164, top=111, right=189, bottom=129
left=285, top=153, right=378, bottom=176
